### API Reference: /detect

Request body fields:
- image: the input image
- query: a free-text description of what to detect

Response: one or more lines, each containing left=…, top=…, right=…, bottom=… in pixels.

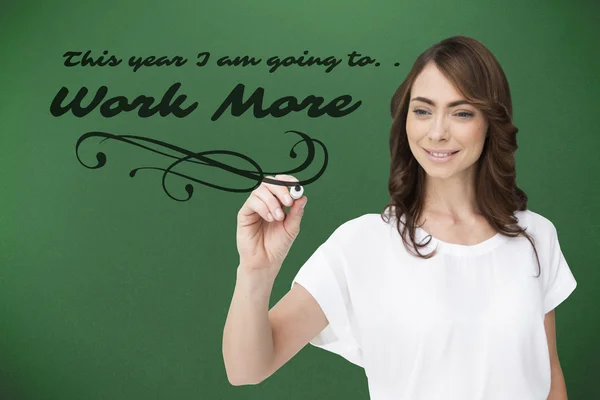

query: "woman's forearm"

left=547, top=366, right=568, bottom=400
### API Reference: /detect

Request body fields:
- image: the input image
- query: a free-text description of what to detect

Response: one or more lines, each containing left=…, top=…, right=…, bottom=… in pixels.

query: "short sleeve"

left=290, top=230, right=363, bottom=367
left=542, top=223, right=577, bottom=314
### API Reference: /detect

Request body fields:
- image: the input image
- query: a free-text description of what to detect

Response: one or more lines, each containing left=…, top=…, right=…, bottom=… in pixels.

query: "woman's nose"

left=428, top=115, right=449, bottom=140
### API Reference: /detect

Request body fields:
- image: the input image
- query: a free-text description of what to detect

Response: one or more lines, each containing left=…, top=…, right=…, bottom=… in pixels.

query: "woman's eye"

left=412, top=109, right=473, bottom=118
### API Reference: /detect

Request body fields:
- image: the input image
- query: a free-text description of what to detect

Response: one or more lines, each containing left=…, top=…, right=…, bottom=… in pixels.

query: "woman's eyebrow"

left=410, top=97, right=471, bottom=107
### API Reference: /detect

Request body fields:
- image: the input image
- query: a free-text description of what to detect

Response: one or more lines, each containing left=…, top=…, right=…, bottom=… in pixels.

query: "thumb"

left=284, top=196, right=307, bottom=234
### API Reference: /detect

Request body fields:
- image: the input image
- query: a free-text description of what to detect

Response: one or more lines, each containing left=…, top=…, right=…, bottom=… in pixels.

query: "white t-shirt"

left=291, top=208, right=577, bottom=400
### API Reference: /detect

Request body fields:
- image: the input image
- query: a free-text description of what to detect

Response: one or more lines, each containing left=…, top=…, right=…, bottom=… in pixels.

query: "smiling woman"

left=406, top=64, right=489, bottom=175
left=224, top=35, right=577, bottom=400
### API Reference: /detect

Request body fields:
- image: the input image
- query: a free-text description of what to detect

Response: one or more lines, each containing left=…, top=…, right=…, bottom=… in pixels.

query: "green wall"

left=1, top=0, right=598, bottom=398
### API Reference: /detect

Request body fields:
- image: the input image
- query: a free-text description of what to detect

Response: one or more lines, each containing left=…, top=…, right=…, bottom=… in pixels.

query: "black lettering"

left=50, top=86, right=108, bottom=117
left=50, top=83, right=197, bottom=118
left=211, top=84, right=361, bottom=121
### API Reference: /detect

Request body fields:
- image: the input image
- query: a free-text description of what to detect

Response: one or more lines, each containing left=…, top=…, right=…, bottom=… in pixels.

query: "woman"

left=223, top=36, right=577, bottom=399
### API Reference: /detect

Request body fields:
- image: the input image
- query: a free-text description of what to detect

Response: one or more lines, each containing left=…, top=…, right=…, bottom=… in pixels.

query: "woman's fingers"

left=262, top=175, right=300, bottom=206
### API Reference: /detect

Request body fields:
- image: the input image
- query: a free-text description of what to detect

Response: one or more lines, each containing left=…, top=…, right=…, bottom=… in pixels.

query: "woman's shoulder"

left=327, top=211, right=396, bottom=246
left=514, top=208, right=557, bottom=235
left=336, top=211, right=392, bottom=229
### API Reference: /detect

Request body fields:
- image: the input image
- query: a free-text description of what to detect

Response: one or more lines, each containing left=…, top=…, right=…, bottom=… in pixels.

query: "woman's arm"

left=545, top=309, right=569, bottom=400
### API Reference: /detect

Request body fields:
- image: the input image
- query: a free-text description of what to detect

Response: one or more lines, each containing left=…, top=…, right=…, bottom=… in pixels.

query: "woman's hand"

left=236, top=175, right=307, bottom=273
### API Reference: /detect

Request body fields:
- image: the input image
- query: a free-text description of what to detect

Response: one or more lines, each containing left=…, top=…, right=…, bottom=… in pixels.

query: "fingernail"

left=284, top=194, right=293, bottom=205
left=275, top=208, right=284, bottom=219
left=302, top=199, right=307, bottom=209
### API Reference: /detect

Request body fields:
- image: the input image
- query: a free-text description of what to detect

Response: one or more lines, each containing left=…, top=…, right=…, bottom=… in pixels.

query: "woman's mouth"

left=424, top=149, right=460, bottom=163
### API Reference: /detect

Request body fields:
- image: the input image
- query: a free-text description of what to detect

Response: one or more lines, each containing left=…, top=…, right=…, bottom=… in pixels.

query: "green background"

left=1, top=0, right=598, bottom=398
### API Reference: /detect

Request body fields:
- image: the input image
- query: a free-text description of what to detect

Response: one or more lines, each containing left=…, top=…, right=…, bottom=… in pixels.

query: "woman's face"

left=406, top=62, right=489, bottom=181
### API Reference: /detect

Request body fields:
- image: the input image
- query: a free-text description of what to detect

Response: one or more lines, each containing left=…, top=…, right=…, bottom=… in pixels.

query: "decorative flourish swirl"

left=75, top=130, right=328, bottom=201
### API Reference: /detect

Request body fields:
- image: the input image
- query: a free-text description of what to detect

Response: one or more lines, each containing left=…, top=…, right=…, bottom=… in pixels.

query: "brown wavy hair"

left=380, top=35, right=541, bottom=277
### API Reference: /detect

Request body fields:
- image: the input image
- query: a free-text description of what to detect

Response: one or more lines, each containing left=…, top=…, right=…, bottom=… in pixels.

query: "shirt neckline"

left=414, top=225, right=508, bottom=256
left=388, top=208, right=510, bottom=256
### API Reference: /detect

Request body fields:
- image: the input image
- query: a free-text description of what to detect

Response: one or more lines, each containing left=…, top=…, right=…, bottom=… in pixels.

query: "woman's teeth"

left=424, top=149, right=459, bottom=162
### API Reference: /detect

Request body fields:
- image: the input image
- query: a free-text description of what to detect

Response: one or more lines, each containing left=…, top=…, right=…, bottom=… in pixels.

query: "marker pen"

left=289, top=184, right=304, bottom=200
